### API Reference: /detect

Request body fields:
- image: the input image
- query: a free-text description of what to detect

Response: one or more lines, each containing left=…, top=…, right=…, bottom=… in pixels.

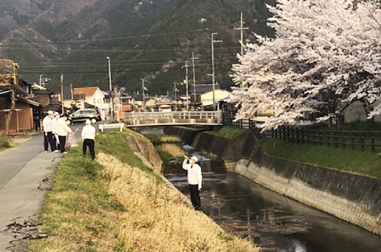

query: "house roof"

left=74, top=87, right=100, bottom=97
left=195, top=84, right=221, bottom=94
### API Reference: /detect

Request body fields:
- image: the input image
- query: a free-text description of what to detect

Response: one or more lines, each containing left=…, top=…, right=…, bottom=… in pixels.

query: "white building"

left=201, top=89, right=231, bottom=108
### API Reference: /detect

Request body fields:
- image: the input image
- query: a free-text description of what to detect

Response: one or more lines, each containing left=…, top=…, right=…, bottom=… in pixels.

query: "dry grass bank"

left=30, top=130, right=259, bottom=251
left=157, top=143, right=186, bottom=157
left=98, top=152, right=259, bottom=252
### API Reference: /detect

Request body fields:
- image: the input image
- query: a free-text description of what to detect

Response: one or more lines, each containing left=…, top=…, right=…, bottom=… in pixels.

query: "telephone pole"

left=173, top=81, right=179, bottom=111
left=141, top=78, right=147, bottom=112
left=191, top=52, right=198, bottom=105
left=183, top=61, right=190, bottom=111
left=211, top=33, right=222, bottom=110
left=234, top=12, right=249, bottom=88
left=106, top=56, right=113, bottom=119
left=60, top=72, right=64, bottom=114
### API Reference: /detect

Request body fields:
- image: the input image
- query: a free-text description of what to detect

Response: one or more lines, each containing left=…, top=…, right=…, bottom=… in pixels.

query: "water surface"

left=167, top=172, right=381, bottom=252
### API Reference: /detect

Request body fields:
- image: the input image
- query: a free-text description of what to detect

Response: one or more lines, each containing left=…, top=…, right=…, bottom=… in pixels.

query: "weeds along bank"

left=30, top=129, right=259, bottom=252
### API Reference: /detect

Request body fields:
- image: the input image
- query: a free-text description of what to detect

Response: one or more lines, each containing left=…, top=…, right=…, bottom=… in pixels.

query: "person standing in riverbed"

left=182, top=155, right=202, bottom=210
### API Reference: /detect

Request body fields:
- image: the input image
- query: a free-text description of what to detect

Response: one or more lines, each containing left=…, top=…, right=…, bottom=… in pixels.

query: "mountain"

left=0, top=0, right=275, bottom=95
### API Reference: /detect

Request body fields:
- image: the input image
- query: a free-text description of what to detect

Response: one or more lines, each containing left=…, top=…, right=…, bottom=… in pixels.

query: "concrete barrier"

left=235, top=155, right=381, bottom=235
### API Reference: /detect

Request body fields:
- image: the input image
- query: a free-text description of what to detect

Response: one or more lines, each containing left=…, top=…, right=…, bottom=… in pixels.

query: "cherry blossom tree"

left=230, top=0, right=381, bottom=130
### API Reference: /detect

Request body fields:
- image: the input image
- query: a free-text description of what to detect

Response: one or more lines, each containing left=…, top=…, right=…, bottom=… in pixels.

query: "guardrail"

left=123, top=111, right=223, bottom=127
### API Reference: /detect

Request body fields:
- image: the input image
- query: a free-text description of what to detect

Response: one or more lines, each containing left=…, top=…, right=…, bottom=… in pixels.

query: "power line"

left=5, top=28, right=211, bottom=44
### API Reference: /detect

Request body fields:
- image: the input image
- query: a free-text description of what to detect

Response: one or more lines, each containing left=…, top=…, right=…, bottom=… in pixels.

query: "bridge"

left=123, top=111, right=223, bottom=127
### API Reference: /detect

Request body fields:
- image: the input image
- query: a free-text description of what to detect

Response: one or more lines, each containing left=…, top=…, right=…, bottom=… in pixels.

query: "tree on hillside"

left=230, top=0, right=381, bottom=130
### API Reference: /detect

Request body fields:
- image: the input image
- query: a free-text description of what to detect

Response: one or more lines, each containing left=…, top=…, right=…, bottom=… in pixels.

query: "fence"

left=222, top=115, right=381, bottom=153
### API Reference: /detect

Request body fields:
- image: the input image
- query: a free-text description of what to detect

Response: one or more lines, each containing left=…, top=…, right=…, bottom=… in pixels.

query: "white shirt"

left=182, top=159, right=202, bottom=189
left=81, top=124, right=96, bottom=140
left=43, top=116, right=53, bottom=132
left=52, top=118, right=58, bottom=134
left=56, top=118, right=72, bottom=136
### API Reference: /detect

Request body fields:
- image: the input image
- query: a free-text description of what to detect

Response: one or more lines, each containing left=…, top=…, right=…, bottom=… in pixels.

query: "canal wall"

left=164, top=126, right=257, bottom=171
left=165, top=126, right=381, bottom=235
left=235, top=155, right=381, bottom=235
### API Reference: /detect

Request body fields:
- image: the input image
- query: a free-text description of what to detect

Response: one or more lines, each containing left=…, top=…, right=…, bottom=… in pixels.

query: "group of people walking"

left=42, top=110, right=96, bottom=160
left=42, top=110, right=72, bottom=154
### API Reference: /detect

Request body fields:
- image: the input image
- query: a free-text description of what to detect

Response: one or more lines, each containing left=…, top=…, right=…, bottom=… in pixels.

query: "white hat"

left=47, top=110, right=53, bottom=115
left=190, top=156, right=198, bottom=162
left=54, top=112, right=59, bottom=116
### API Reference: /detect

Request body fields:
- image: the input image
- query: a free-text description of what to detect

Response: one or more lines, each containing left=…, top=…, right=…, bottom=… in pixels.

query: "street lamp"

left=106, top=56, right=113, bottom=120
left=211, top=33, right=222, bottom=111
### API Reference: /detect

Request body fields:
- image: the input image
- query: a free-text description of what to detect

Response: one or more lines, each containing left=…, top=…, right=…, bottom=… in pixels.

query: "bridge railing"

left=123, top=111, right=223, bottom=126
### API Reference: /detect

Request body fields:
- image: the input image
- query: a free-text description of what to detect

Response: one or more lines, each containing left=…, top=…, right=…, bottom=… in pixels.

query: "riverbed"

left=166, top=172, right=381, bottom=252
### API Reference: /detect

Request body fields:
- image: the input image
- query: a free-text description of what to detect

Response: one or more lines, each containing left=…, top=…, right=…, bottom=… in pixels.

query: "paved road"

left=0, top=133, right=62, bottom=251
left=0, top=123, right=102, bottom=251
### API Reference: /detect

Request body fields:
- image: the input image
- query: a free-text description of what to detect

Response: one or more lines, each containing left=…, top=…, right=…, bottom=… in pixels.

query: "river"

left=166, top=172, right=381, bottom=252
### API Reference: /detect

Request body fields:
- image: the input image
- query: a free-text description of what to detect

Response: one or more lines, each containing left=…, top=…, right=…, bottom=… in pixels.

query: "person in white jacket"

left=182, top=155, right=202, bottom=210
left=81, top=120, right=96, bottom=160
left=52, top=112, right=60, bottom=152
left=56, top=114, right=72, bottom=154
left=42, top=110, right=56, bottom=153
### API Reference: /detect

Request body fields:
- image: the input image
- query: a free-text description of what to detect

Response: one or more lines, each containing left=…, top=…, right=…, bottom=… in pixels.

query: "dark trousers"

left=44, top=132, right=56, bottom=152
left=58, top=135, right=67, bottom=153
left=189, top=184, right=201, bottom=210
left=83, top=139, right=95, bottom=160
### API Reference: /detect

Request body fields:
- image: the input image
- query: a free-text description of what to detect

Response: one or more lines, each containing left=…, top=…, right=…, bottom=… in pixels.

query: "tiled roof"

left=74, top=87, right=100, bottom=97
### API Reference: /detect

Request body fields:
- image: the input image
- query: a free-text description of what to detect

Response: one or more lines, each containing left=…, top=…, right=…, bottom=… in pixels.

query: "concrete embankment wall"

left=164, top=126, right=381, bottom=235
left=164, top=126, right=257, bottom=171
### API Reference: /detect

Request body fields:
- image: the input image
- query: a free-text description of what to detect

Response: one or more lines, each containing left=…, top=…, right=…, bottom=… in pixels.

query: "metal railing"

left=123, top=111, right=223, bottom=126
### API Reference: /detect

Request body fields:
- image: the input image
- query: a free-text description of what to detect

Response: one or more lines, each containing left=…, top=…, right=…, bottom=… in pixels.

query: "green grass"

left=96, top=130, right=154, bottom=175
left=30, top=129, right=159, bottom=251
left=208, top=126, right=248, bottom=139
left=261, top=138, right=381, bottom=179
left=30, top=147, right=125, bottom=251
left=157, top=149, right=174, bottom=163
left=339, top=121, right=381, bottom=131
left=0, top=133, right=10, bottom=149
left=144, top=134, right=164, bottom=145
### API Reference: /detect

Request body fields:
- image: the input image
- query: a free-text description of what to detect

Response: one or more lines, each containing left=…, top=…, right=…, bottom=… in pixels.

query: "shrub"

left=0, top=134, right=10, bottom=148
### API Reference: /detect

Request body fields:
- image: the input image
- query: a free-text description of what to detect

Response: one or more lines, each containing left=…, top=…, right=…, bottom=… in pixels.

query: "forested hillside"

left=0, top=0, right=275, bottom=94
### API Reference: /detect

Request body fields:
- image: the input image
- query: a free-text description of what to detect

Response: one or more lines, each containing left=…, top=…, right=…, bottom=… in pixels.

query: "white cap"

left=47, top=110, right=53, bottom=115
left=85, top=119, right=91, bottom=125
left=190, top=156, right=198, bottom=162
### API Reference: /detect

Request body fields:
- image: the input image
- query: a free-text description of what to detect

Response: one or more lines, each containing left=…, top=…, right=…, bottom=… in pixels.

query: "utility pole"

left=211, top=33, right=222, bottom=110
left=191, top=52, right=198, bottom=105
left=183, top=61, right=190, bottom=111
left=70, top=83, right=73, bottom=100
left=141, top=78, right=147, bottom=112
left=106, top=56, right=113, bottom=120
left=173, top=81, right=179, bottom=111
left=234, top=12, right=249, bottom=88
left=60, top=72, right=64, bottom=114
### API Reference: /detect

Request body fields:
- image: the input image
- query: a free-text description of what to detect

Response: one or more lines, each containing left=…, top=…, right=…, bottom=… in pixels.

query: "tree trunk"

left=4, top=84, right=16, bottom=135
left=367, top=117, right=374, bottom=130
